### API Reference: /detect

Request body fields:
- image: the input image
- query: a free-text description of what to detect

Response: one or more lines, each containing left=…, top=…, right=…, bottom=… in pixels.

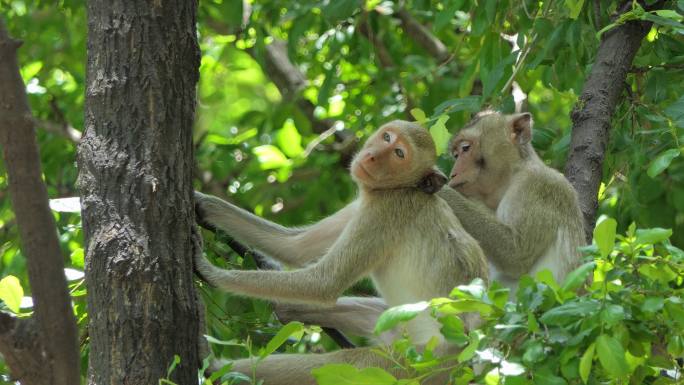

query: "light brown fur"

left=278, top=112, right=587, bottom=340
left=195, top=120, right=488, bottom=384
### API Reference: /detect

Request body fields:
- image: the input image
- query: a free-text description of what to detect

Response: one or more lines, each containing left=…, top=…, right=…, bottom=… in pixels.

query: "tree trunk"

left=79, top=2, right=202, bottom=384
left=0, top=20, right=80, bottom=385
left=564, top=17, right=652, bottom=241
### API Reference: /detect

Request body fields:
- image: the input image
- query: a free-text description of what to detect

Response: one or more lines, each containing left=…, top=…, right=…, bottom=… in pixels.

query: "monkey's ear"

left=508, top=112, right=532, bottom=145
left=417, top=167, right=448, bottom=194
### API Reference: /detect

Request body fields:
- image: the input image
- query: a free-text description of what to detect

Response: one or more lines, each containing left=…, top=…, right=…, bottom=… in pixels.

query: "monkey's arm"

left=195, top=192, right=356, bottom=267
left=195, top=220, right=383, bottom=305
left=437, top=186, right=555, bottom=277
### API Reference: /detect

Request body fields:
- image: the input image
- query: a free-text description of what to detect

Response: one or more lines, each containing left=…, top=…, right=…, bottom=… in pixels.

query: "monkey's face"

left=448, top=129, right=482, bottom=197
left=351, top=124, right=428, bottom=190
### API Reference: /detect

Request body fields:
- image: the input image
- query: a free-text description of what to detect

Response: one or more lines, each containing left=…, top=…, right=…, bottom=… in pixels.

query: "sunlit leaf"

left=261, top=321, right=304, bottom=357
left=374, top=301, right=428, bottom=334
left=410, top=108, right=427, bottom=124
left=593, top=216, right=617, bottom=258
left=429, top=115, right=450, bottom=156
left=579, top=343, right=595, bottom=384
left=0, top=276, right=23, bottom=313
left=312, top=364, right=396, bottom=385
left=276, top=119, right=304, bottom=158
left=252, top=145, right=291, bottom=170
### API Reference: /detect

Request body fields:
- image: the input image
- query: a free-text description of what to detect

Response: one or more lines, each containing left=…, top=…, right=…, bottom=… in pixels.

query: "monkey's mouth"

left=449, top=180, right=466, bottom=189
left=355, top=164, right=375, bottom=180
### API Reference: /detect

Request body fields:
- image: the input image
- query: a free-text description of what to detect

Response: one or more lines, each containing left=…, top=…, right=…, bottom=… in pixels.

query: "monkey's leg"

left=225, top=348, right=400, bottom=385
left=222, top=346, right=451, bottom=385
left=275, top=297, right=393, bottom=343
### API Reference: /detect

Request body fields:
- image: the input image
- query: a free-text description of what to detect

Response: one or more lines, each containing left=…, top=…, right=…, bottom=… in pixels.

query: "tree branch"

left=564, top=4, right=657, bottom=241
left=0, top=313, right=51, bottom=385
left=195, top=217, right=355, bottom=349
left=394, top=9, right=449, bottom=63
left=0, top=19, right=80, bottom=385
left=248, top=40, right=357, bottom=162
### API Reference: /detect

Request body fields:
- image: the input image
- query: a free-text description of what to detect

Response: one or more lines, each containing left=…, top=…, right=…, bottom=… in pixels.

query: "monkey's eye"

left=383, top=132, right=391, bottom=142
left=460, top=143, right=471, bottom=153
left=395, top=148, right=405, bottom=158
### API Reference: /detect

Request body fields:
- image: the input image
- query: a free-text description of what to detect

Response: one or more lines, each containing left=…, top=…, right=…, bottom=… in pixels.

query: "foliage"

left=313, top=222, right=684, bottom=385
left=0, top=0, right=683, bottom=383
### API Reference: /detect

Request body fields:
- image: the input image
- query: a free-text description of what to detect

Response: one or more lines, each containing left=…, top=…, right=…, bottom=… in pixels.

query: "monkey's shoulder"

left=512, top=163, right=579, bottom=204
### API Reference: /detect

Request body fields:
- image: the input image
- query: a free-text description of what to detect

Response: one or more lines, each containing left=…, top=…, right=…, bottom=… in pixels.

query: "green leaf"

left=410, top=108, right=427, bottom=124
left=432, top=96, right=482, bottom=117
left=579, top=343, right=595, bottom=384
left=374, top=301, right=428, bottom=334
left=312, top=364, right=397, bottom=385
left=635, top=227, right=672, bottom=244
left=20, top=61, right=43, bottom=81
left=522, top=341, right=545, bottom=364
left=647, top=149, right=680, bottom=178
left=566, top=0, right=585, bottom=19
left=429, top=115, right=450, bottom=156
left=600, top=304, right=625, bottom=327
left=457, top=330, right=482, bottom=362
left=438, top=315, right=468, bottom=345
left=593, top=216, right=617, bottom=258
left=665, top=94, right=684, bottom=127
left=252, top=145, right=291, bottom=170
left=276, top=119, right=304, bottom=158
left=539, top=300, right=601, bottom=325
left=533, top=369, right=568, bottom=385
left=0, top=276, right=23, bottom=313
left=561, top=261, right=595, bottom=292
left=641, top=297, right=665, bottom=313
left=260, top=321, right=304, bottom=357
left=595, top=334, right=630, bottom=377
left=321, top=0, right=360, bottom=24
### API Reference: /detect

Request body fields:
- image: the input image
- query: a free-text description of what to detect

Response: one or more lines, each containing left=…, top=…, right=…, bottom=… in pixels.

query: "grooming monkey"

left=277, top=111, right=586, bottom=338
left=195, top=120, right=488, bottom=384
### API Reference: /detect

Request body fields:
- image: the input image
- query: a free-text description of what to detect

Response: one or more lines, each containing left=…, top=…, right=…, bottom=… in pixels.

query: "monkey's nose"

left=364, top=151, right=375, bottom=162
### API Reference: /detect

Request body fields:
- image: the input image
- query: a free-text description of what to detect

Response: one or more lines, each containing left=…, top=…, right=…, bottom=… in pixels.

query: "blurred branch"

left=358, top=12, right=416, bottom=116
left=394, top=9, right=450, bottom=63
left=247, top=40, right=357, bottom=162
left=0, top=19, right=80, bottom=385
left=33, top=118, right=81, bottom=142
left=195, top=216, right=356, bottom=349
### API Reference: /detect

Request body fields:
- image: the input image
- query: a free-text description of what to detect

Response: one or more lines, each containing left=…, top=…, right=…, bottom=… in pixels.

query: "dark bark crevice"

left=0, top=19, right=80, bottom=385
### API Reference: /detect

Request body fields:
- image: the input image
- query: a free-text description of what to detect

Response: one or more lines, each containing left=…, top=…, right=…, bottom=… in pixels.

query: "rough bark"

left=79, top=2, right=202, bottom=384
left=0, top=19, right=80, bottom=385
left=564, top=14, right=653, bottom=241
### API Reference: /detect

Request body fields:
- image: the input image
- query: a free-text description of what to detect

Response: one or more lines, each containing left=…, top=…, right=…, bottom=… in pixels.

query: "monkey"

left=194, top=120, right=489, bottom=384
left=274, top=111, right=586, bottom=339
